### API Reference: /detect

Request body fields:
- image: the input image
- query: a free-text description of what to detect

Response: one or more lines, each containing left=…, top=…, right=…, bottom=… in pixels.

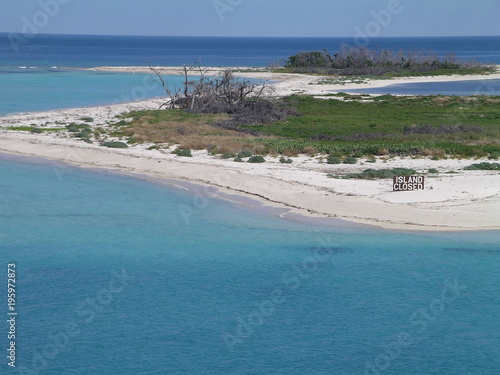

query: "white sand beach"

left=1, top=67, right=499, bottom=231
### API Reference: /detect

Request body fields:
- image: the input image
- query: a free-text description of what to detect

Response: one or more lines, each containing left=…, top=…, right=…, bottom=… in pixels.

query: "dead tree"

left=150, top=62, right=274, bottom=114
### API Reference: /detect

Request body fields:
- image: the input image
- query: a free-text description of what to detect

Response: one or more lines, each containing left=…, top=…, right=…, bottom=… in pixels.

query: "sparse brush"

left=173, top=148, right=193, bottom=157
left=248, top=156, right=266, bottom=163
left=464, top=162, right=500, bottom=171
left=102, top=141, right=128, bottom=148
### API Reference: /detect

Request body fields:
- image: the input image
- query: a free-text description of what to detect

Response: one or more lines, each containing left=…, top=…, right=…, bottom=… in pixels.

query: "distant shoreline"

left=88, top=65, right=500, bottom=97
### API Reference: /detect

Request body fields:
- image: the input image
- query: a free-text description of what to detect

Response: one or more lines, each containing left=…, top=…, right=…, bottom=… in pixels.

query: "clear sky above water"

left=1, top=0, right=499, bottom=38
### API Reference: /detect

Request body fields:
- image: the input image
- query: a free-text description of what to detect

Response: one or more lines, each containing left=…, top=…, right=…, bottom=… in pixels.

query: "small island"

left=1, top=47, right=499, bottom=230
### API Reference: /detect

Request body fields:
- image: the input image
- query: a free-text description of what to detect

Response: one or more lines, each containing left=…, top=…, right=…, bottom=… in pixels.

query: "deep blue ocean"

left=0, top=155, right=499, bottom=375
left=0, top=34, right=499, bottom=115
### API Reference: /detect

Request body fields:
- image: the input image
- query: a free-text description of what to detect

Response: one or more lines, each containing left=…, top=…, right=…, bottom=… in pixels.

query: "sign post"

left=393, top=176, right=425, bottom=191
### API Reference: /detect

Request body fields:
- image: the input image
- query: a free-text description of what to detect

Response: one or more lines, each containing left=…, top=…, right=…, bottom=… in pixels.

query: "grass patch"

left=97, top=92, right=500, bottom=159
left=464, top=162, right=500, bottom=171
left=6, top=126, right=65, bottom=132
left=329, top=168, right=418, bottom=180
left=241, top=94, right=500, bottom=157
left=110, top=110, right=269, bottom=155
left=102, top=141, right=128, bottom=149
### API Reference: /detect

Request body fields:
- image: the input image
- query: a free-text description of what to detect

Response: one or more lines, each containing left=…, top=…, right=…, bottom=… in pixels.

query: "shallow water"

left=1, top=154, right=499, bottom=374
left=1, top=34, right=500, bottom=115
left=342, top=78, right=500, bottom=96
left=0, top=68, right=178, bottom=116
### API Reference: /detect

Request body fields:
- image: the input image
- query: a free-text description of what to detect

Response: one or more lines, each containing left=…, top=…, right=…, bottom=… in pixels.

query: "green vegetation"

left=488, top=152, right=500, bottom=160
left=6, top=126, right=65, bottom=133
left=326, top=156, right=342, bottom=164
left=237, top=150, right=253, bottom=158
left=102, top=141, right=128, bottom=149
left=283, top=46, right=494, bottom=77
left=65, top=91, right=499, bottom=160
left=173, top=148, right=193, bottom=157
left=248, top=156, right=266, bottom=163
left=464, top=162, right=500, bottom=171
left=66, top=124, right=90, bottom=132
left=80, top=117, right=94, bottom=123
left=329, top=168, right=418, bottom=180
left=279, top=157, right=293, bottom=164
left=428, top=168, right=439, bottom=174
left=242, top=94, right=500, bottom=158
left=343, top=156, right=358, bottom=164
left=234, top=157, right=244, bottom=162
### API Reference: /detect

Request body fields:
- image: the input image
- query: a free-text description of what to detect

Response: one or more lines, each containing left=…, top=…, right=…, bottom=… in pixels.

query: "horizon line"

left=1, top=31, right=499, bottom=39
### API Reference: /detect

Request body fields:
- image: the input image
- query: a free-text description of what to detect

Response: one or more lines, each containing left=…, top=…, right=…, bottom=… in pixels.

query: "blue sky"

left=1, top=0, right=499, bottom=37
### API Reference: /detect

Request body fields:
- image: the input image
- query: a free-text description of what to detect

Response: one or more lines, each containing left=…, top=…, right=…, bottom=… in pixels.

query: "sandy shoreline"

left=1, top=67, right=499, bottom=231
left=89, top=65, right=500, bottom=97
left=0, top=131, right=498, bottom=231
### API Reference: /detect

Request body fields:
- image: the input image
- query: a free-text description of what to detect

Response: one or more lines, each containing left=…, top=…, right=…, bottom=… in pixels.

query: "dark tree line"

left=285, top=45, right=488, bottom=75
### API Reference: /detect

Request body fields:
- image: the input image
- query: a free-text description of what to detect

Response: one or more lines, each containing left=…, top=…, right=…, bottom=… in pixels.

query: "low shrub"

left=173, top=148, right=193, bottom=157
left=428, top=168, right=439, bottom=174
left=102, top=141, right=128, bottom=149
left=488, top=152, right=500, bottom=160
left=66, top=124, right=89, bottom=133
left=221, top=153, right=237, bottom=159
left=30, top=127, right=43, bottom=133
left=238, top=150, right=253, bottom=158
left=248, top=156, right=266, bottom=163
left=464, top=162, right=500, bottom=171
left=279, top=157, right=293, bottom=164
left=343, top=157, right=358, bottom=164
left=76, top=128, right=92, bottom=139
left=337, top=168, right=417, bottom=179
left=327, top=156, right=342, bottom=164
left=234, top=157, right=244, bottom=162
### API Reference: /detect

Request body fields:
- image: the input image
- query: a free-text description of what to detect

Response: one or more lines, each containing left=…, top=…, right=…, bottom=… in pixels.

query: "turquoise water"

left=343, top=79, right=500, bottom=96
left=1, top=154, right=499, bottom=374
left=0, top=68, right=181, bottom=116
left=1, top=35, right=499, bottom=115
